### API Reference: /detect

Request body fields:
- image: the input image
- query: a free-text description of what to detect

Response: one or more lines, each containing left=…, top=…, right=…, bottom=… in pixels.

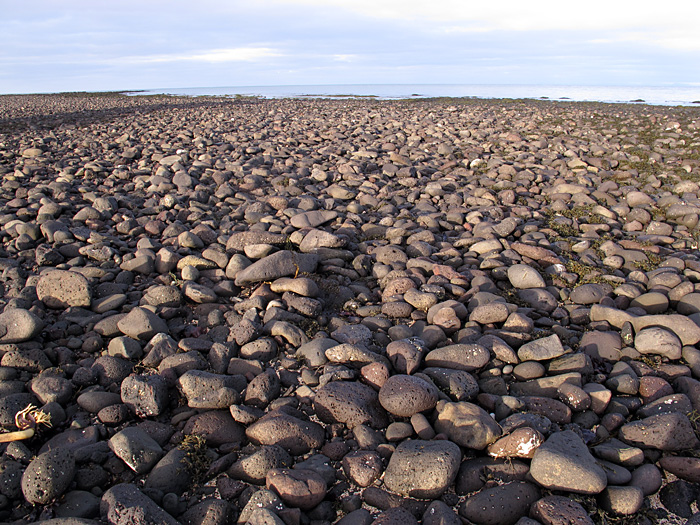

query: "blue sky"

left=1, top=0, right=699, bottom=94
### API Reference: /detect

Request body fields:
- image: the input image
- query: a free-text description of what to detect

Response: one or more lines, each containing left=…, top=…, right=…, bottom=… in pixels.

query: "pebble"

left=266, top=468, right=327, bottom=510
left=21, top=448, right=76, bottom=504
left=508, top=264, right=546, bottom=289
left=229, top=445, right=291, bottom=484
left=529, top=430, right=607, bottom=494
left=101, top=483, right=179, bottom=525
left=459, top=481, right=540, bottom=525
left=314, top=380, right=389, bottom=428
left=619, top=412, right=700, bottom=450
left=383, top=439, right=461, bottom=499
left=0, top=308, right=44, bottom=343
left=378, top=374, right=439, bottom=417
left=517, top=334, right=567, bottom=361
left=108, top=427, right=163, bottom=474
left=529, top=495, right=595, bottom=525
left=246, top=412, right=325, bottom=454
left=434, top=401, right=501, bottom=450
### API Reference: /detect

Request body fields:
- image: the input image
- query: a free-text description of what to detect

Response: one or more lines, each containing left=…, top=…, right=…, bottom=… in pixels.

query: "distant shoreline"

left=3, top=83, right=699, bottom=107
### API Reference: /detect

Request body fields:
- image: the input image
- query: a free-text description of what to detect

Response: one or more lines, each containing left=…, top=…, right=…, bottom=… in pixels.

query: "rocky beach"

left=0, top=92, right=699, bottom=524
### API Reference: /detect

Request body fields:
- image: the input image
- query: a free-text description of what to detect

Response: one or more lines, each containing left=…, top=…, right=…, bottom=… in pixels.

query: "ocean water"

left=127, top=84, right=700, bottom=107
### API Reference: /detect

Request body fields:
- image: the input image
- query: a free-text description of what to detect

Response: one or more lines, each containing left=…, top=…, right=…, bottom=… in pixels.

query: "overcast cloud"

left=1, top=0, right=698, bottom=94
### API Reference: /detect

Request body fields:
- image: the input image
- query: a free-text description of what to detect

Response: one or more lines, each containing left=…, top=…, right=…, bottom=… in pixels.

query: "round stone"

left=378, top=375, right=439, bottom=417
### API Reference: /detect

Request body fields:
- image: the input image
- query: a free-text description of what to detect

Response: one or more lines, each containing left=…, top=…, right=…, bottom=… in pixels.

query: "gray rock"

left=529, top=495, right=595, bottom=525
left=459, top=481, right=540, bottom=525
left=181, top=498, right=233, bottom=525
left=183, top=410, right=245, bottom=447
left=177, top=369, right=243, bottom=409
left=37, top=270, right=91, bottom=308
left=121, top=374, right=169, bottom=417
left=117, top=307, right=168, bottom=340
left=529, top=430, right=607, bottom=494
left=517, top=334, right=567, bottom=361
left=508, top=264, right=546, bottom=289
left=634, top=326, right=682, bottom=360
left=246, top=412, right=325, bottom=455
left=569, top=283, right=613, bottom=305
left=234, top=250, right=319, bottom=286
left=434, top=401, right=502, bottom=450
left=101, top=483, right=179, bottom=525
left=266, top=467, right=327, bottom=510
left=144, top=447, right=192, bottom=495
left=22, top=448, right=76, bottom=504
left=424, top=344, right=490, bottom=372
left=54, top=490, right=101, bottom=519
left=342, top=450, right=383, bottom=488
left=423, top=367, right=479, bottom=401
left=331, top=323, right=373, bottom=346
left=619, top=412, right=699, bottom=450
left=290, top=210, right=337, bottom=228
left=30, top=372, right=73, bottom=404
left=383, top=439, right=461, bottom=499
left=0, top=308, right=44, bottom=343
left=378, top=374, right=439, bottom=417
left=229, top=445, right=292, bottom=484
left=238, top=489, right=285, bottom=524
left=597, top=485, right=644, bottom=516
left=314, top=380, right=389, bottom=428
left=108, top=427, right=163, bottom=474
left=225, top=231, right=287, bottom=252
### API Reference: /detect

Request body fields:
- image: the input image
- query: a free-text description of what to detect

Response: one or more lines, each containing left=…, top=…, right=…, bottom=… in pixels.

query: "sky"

left=1, top=0, right=699, bottom=94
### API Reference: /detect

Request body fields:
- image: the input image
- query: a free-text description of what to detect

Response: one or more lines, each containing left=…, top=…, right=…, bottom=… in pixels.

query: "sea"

left=126, top=84, right=700, bottom=107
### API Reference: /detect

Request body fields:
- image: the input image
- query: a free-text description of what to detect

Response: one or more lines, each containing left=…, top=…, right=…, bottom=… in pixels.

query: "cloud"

left=267, top=0, right=700, bottom=52
left=115, top=46, right=283, bottom=65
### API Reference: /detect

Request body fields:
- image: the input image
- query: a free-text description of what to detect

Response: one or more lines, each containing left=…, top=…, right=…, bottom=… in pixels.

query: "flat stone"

left=117, top=307, right=168, bottom=340
left=378, top=374, right=439, bottom=417
left=37, top=270, right=91, bottom=308
left=508, top=264, right=546, bottom=289
left=434, top=401, right=501, bottom=450
left=0, top=308, right=44, bottom=343
left=459, top=481, right=540, bottom=525
left=529, top=430, right=607, bottom=494
left=108, top=427, right=163, bottom=474
left=517, top=334, right=567, bottom=361
left=314, top=380, right=389, bottom=428
left=634, top=326, right=682, bottom=360
left=424, top=344, right=490, bottom=371
left=530, top=495, right=595, bottom=525
left=619, top=412, right=699, bottom=450
left=234, top=250, right=318, bottom=286
left=383, top=439, right=461, bottom=499
left=246, top=412, right=325, bottom=455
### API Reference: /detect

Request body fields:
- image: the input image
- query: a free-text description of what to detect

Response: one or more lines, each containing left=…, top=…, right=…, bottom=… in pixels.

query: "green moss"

left=633, top=252, right=663, bottom=272
left=565, top=259, right=607, bottom=285
left=179, top=434, right=211, bottom=483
